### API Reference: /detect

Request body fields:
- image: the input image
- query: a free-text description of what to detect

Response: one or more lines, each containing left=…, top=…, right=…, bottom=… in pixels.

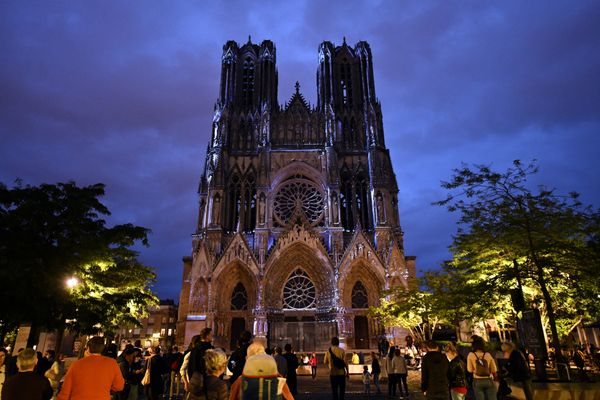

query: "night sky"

left=2, top=1, right=599, bottom=300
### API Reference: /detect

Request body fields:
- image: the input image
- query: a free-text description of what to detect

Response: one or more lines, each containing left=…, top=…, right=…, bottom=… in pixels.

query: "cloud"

left=1, top=0, right=599, bottom=299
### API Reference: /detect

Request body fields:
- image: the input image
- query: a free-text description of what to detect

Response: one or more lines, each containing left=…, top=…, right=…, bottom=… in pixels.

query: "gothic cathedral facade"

left=177, top=38, right=415, bottom=351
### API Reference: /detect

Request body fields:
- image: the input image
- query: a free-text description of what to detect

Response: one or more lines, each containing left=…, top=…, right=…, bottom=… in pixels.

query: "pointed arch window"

left=242, top=57, right=255, bottom=107
left=243, top=171, right=257, bottom=232
left=355, top=171, right=371, bottom=230
left=340, top=62, right=353, bottom=106
left=351, top=281, right=368, bottom=309
left=226, top=173, right=241, bottom=232
left=231, top=282, right=248, bottom=310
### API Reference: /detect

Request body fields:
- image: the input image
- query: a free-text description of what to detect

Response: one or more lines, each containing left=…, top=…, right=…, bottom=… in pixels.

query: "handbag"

left=141, top=355, right=153, bottom=386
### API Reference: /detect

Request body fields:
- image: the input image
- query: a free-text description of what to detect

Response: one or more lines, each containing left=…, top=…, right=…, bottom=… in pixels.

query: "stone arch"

left=212, top=260, right=258, bottom=312
left=270, top=161, right=326, bottom=191
left=263, top=243, right=335, bottom=309
left=339, top=259, right=384, bottom=309
left=189, top=277, right=208, bottom=314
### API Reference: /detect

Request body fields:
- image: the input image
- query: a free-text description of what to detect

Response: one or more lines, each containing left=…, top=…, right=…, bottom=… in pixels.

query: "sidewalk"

left=295, top=369, right=425, bottom=400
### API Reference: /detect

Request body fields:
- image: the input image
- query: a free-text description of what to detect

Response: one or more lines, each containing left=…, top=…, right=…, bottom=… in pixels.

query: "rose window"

left=283, top=269, right=316, bottom=309
left=273, top=177, right=324, bottom=226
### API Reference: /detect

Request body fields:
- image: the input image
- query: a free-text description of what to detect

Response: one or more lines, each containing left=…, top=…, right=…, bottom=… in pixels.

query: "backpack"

left=474, top=352, right=490, bottom=376
left=240, top=376, right=281, bottom=400
left=329, top=348, right=346, bottom=369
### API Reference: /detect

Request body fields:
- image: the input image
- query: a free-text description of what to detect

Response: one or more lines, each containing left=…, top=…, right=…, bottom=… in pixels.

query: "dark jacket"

left=421, top=351, right=450, bottom=394
left=371, top=358, right=381, bottom=375
left=1, top=371, right=53, bottom=400
left=448, top=355, right=466, bottom=388
left=227, top=343, right=249, bottom=384
left=507, top=350, right=531, bottom=381
left=204, top=375, right=228, bottom=400
left=189, top=341, right=214, bottom=377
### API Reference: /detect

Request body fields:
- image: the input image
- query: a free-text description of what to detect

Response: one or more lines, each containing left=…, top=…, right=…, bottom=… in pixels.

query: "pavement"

left=295, top=369, right=425, bottom=400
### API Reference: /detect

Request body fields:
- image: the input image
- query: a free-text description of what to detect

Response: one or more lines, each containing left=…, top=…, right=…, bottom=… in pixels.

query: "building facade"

left=116, top=299, right=178, bottom=350
left=177, top=38, right=415, bottom=352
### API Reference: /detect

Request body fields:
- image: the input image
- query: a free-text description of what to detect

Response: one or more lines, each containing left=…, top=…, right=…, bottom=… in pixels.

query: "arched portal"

left=263, top=243, right=337, bottom=351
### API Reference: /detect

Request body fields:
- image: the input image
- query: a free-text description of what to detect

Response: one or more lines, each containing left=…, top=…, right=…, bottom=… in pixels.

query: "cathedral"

left=177, top=38, right=415, bottom=352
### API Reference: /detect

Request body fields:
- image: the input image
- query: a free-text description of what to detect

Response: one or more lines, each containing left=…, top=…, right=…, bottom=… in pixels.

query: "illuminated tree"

left=0, top=181, right=157, bottom=343
left=436, top=160, right=600, bottom=356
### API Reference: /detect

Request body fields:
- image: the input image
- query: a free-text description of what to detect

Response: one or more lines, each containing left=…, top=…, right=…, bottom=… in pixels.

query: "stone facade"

left=177, top=38, right=416, bottom=352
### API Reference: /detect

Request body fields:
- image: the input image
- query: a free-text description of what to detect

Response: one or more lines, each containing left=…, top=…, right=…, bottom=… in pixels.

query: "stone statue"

left=212, top=194, right=221, bottom=225
left=331, top=192, right=339, bottom=224
left=258, top=192, right=266, bottom=225
left=376, top=193, right=384, bottom=224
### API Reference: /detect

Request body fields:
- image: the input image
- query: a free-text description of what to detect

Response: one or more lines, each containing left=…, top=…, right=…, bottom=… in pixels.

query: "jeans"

left=372, top=372, right=381, bottom=393
left=473, top=378, right=497, bottom=400
left=517, top=379, right=534, bottom=400
left=330, top=374, right=346, bottom=400
left=450, top=389, right=466, bottom=400
left=398, top=373, right=408, bottom=396
left=388, top=373, right=397, bottom=396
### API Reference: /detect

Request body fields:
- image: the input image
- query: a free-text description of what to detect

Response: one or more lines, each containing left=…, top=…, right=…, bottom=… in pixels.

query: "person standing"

left=188, top=327, right=214, bottom=398
left=324, top=337, right=349, bottom=400
left=501, top=342, right=533, bottom=400
left=362, top=365, right=371, bottom=396
left=466, top=339, right=497, bottom=400
left=421, top=341, right=450, bottom=400
left=273, top=347, right=288, bottom=378
left=445, top=343, right=467, bottom=400
left=386, top=347, right=396, bottom=397
left=44, top=353, right=66, bottom=399
left=392, top=348, right=409, bottom=398
left=118, top=348, right=142, bottom=400
left=200, top=349, right=228, bottom=400
left=227, top=331, right=252, bottom=385
left=309, top=353, right=318, bottom=379
left=1, top=348, right=52, bottom=400
left=370, top=352, right=382, bottom=394
left=56, top=336, right=124, bottom=400
left=282, top=343, right=299, bottom=396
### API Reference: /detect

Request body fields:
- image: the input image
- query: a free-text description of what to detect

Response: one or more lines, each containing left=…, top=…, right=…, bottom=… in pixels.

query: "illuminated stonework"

left=177, top=39, right=416, bottom=351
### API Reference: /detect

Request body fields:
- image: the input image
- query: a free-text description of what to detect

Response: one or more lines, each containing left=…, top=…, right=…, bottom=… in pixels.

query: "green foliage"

left=435, top=160, right=600, bottom=349
left=0, top=181, right=158, bottom=336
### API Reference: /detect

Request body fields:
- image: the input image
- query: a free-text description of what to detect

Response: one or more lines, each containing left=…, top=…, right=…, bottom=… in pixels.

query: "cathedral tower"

left=178, top=39, right=415, bottom=351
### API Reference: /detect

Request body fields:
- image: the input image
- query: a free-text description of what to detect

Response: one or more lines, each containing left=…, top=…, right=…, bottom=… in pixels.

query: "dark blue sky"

left=2, top=1, right=599, bottom=300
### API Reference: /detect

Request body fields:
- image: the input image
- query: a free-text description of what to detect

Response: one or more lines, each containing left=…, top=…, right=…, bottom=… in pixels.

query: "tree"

left=435, top=160, right=600, bottom=358
left=0, top=181, right=158, bottom=343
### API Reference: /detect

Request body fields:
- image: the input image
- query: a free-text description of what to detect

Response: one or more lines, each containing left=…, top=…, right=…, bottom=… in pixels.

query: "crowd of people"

left=1, top=331, right=597, bottom=400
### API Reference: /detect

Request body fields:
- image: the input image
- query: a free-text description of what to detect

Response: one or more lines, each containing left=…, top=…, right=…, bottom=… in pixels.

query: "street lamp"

left=66, top=277, right=79, bottom=289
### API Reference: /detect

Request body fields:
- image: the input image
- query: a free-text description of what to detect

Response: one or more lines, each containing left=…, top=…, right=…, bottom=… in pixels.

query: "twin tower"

left=178, top=38, right=415, bottom=351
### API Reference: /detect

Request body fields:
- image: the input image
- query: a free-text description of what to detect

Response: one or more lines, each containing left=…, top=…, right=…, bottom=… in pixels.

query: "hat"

left=242, top=354, right=278, bottom=377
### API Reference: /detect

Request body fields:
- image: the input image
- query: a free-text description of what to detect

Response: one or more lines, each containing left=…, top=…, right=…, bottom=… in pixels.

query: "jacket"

left=421, top=351, right=449, bottom=394
left=448, top=355, right=467, bottom=388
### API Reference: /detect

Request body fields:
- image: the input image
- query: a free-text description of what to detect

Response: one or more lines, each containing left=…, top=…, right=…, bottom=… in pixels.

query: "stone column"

left=252, top=308, right=268, bottom=347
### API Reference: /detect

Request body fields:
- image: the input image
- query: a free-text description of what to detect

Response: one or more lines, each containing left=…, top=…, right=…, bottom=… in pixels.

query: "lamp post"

left=56, top=276, right=79, bottom=355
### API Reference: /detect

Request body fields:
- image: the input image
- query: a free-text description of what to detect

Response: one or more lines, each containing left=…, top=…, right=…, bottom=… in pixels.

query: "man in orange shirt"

left=57, top=336, right=124, bottom=400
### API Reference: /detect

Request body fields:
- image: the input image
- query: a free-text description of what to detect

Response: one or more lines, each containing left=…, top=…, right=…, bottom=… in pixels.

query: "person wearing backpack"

left=466, top=339, right=497, bottom=400
left=323, top=337, right=349, bottom=400
left=229, top=343, right=294, bottom=400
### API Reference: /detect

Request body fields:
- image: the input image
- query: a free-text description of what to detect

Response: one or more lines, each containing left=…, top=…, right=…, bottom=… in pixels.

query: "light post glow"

left=66, top=277, right=79, bottom=289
